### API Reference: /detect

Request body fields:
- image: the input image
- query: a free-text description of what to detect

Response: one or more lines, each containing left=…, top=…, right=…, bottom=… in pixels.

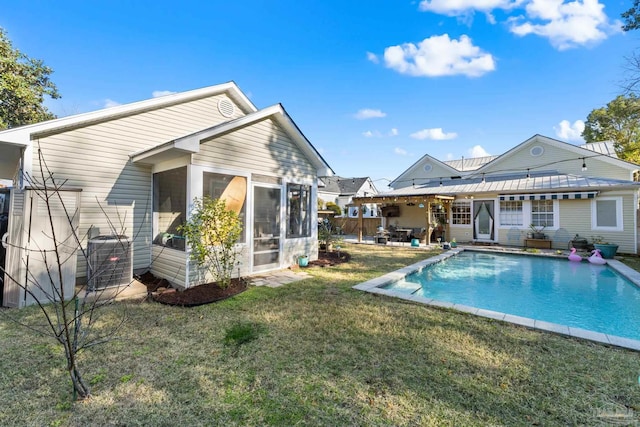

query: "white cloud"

left=419, top=0, right=523, bottom=15
left=363, top=130, right=382, bottom=138
left=354, top=108, right=387, bottom=119
left=383, top=34, right=495, bottom=78
left=366, top=51, right=379, bottom=64
left=508, top=0, right=621, bottom=50
left=469, top=145, right=490, bottom=157
left=395, top=147, right=408, bottom=155
left=554, top=119, right=585, bottom=141
left=389, top=128, right=399, bottom=136
left=410, top=128, right=458, bottom=140
left=152, top=90, right=177, bottom=98
left=103, top=99, right=121, bottom=108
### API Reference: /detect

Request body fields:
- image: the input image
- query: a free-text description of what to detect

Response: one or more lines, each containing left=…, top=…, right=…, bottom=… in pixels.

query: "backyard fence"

left=332, top=217, right=382, bottom=236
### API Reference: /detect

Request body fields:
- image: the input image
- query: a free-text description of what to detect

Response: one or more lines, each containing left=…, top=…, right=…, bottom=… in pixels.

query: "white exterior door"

left=474, top=200, right=494, bottom=241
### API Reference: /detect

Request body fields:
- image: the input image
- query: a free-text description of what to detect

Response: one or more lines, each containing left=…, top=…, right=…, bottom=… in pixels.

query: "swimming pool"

left=353, top=249, right=640, bottom=350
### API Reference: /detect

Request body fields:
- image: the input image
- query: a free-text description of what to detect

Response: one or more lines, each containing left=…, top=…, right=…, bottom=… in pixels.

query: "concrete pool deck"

left=352, top=246, right=640, bottom=352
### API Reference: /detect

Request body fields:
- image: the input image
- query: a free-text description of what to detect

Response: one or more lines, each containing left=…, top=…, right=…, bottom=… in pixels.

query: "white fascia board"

left=477, top=134, right=639, bottom=175
left=390, top=153, right=460, bottom=188
left=175, top=104, right=334, bottom=176
left=0, top=82, right=255, bottom=142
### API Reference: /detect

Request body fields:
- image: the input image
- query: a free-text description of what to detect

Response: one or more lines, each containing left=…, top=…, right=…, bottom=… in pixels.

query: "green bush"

left=179, top=197, right=242, bottom=288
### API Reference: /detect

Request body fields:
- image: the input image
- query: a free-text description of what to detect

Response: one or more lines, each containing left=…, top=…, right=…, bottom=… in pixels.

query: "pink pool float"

left=568, top=247, right=582, bottom=262
left=588, top=249, right=607, bottom=265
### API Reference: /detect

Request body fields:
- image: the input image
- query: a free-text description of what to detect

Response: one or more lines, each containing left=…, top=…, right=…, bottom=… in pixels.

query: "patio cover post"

left=357, top=202, right=363, bottom=242
left=425, top=201, right=432, bottom=244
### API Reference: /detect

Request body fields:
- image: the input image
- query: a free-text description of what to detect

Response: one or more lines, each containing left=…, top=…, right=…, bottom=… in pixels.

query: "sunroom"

left=131, top=104, right=333, bottom=288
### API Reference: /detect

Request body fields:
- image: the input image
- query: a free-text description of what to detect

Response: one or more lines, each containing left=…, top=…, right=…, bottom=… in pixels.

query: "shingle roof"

left=319, top=176, right=370, bottom=195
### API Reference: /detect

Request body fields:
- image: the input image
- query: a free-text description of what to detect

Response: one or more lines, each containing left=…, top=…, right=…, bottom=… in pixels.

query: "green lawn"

left=1, top=244, right=639, bottom=426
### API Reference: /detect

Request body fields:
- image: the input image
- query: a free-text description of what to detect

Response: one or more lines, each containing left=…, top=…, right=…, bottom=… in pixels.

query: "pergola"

left=350, top=194, right=455, bottom=242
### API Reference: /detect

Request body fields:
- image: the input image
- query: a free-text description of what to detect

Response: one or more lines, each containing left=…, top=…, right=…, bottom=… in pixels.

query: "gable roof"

left=473, top=135, right=638, bottom=175
left=131, top=103, right=334, bottom=176
left=0, top=81, right=256, bottom=146
left=318, top=176, right=374, bottom=195
left=390, top=134, right=638, bottom=191
left=374, top=171, right=640, bottom=199
left=389, top=153, right=462, bottom=187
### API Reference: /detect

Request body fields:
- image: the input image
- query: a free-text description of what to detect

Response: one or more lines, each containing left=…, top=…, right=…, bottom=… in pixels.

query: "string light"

left=389, top=153, right=608, bottom=186
left=582, top=158, right=587, bottom=171
left=481, top=173, right=485, bottom=184
left=526, top=169, right=530, bottom=179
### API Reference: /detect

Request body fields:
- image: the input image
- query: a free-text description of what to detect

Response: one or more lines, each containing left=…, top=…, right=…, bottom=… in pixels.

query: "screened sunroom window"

left=286, top=183, right=311, bottom=238
left=153, top=167, right=187, bottom=250
left=203, top=172, right=247, bottom=243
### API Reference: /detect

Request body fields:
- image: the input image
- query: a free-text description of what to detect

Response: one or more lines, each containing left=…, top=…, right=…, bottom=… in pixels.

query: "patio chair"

left=552, top=228, right=571, bottom=249
left=507, top=227, right=521, bottom=245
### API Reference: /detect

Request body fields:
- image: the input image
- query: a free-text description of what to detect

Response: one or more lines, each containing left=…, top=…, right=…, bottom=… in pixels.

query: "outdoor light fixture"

left=582, top=158, right=587, bottom=171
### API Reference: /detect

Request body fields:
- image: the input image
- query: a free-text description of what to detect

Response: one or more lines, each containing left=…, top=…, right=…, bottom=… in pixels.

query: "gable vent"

left=218, top=98, right=235, bottom=118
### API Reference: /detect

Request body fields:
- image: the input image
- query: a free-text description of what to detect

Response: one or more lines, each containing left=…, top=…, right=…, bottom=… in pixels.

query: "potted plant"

left=529, top=223, right=546, bottom=239
left=297, top=255, right=309, bottom=267
left=450, top=237, right=457, bottom=248
left=591, top=236, right=618, bottom=259
left=318, top=218, right=343, bottom=252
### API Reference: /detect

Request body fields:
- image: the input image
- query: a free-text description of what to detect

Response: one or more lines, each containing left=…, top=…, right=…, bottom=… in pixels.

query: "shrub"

left=179, top=197, right=242, bottom=288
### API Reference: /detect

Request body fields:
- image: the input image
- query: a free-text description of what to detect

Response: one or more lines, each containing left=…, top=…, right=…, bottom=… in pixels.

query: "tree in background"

left=325, top=201, right=342, bottom=217
left=0, top=27, right=60, bottom=129
left=582, top=94, right=640, bottom=164
left=622, top=1, right=640, bottom=31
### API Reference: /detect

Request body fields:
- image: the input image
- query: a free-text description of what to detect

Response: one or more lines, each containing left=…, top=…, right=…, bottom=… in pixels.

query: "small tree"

left=325, top=201, right=342, bottom=216
left=179, top=197, right=242, bottom=288
left=1, top=148, right=136, bottom=400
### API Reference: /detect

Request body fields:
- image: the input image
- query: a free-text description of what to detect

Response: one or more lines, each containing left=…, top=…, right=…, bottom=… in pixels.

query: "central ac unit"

left=88, top=235, right=133, bottom=290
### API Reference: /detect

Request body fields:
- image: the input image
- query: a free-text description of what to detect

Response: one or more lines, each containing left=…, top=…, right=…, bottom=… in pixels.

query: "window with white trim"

left=287, top=183, right=312, bottom=238
left=592, top=197, right=623, bottom=231
left=499, top=201, right=523, bottom=226
left=531, top=200, right=553, bottom=227
left=451, top=201, right=471, bottom=225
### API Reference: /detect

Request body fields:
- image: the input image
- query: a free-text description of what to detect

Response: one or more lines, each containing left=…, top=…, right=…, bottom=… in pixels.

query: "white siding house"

left=0, top=82, right=333, bottom=305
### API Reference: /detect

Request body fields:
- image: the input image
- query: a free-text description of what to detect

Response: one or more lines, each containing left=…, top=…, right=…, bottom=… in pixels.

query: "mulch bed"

left=306, top=250, right=351, bottom=267
left=137, top=250, right=350, bottom=307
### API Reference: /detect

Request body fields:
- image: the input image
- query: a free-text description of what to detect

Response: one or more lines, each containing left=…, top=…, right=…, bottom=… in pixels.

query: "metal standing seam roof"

left=579, top=141, right=618, bottom=157
left=376, top=172, right=640, bottom=198
left=443, top=155, right=499, bottom=171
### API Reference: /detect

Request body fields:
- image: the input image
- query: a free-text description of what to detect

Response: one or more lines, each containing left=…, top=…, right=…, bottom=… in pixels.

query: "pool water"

left=383, top=251, right=640, bottom=340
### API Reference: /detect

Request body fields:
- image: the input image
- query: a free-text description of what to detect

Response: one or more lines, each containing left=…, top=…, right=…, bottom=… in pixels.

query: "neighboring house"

left=0, top=82, right=333, bottom=306
left=352, top=135, right=640, bottom=254
left=318, top=176, right=379, bottom=217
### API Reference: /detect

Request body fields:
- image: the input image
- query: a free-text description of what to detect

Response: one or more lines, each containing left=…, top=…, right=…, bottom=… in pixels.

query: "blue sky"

left=1, top=1, right=638, bottom=188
